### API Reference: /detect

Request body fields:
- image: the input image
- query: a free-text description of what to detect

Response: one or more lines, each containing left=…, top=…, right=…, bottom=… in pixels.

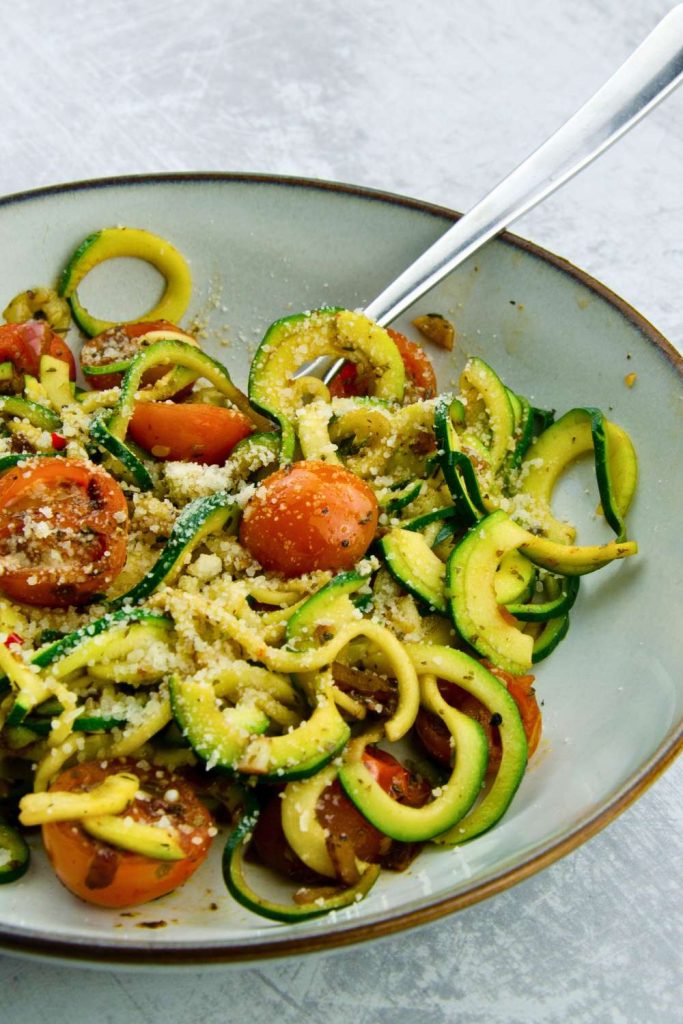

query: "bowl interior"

left=0, top=175, right=681, bottom=964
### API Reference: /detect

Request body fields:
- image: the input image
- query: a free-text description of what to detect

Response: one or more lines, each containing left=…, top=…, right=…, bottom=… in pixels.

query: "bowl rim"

left=0, top=170, right=680, bottom=967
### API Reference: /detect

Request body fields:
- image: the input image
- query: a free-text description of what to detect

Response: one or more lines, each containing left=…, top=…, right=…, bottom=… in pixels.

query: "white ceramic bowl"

left=0, top=174, right=681, bottom=966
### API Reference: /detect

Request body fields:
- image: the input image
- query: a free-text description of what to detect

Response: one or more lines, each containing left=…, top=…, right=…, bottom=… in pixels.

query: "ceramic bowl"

left=0, top=174, right=680, bottom=966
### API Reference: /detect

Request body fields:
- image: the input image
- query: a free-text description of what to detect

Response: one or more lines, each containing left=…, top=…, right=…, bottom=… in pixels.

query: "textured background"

left=1, top=0, right=682, bottom=1021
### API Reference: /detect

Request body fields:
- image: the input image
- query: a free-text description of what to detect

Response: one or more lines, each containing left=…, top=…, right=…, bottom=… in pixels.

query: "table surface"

left=1, top=0, right=681, bottom=1021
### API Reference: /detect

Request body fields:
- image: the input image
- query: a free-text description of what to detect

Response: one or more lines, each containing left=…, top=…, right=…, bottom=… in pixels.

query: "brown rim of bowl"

left=0, top=171, right=680, bottom=968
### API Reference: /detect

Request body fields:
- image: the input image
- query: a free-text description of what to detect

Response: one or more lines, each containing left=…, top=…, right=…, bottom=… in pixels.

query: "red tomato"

left=251, top=793, right=321, bottom=883
left=42, top=759, right=215, bottom=908
left=0, top=321, right=76, bottom=390
left=128, top=402, right=253, bottom=464
left=387, top=329, right=437, bottom=399
left=0, top=458, right=129, bottom=607
left=328, top=328, right=436, bottom=400
left=239, top=460, right=378, bottom=576
left=361, top=746, right=432, bottom=805
left=79, top=320, right=196, bottom=391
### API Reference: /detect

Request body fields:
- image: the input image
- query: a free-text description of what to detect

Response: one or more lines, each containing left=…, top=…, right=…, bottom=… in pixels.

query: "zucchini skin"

left=58, top=227, right=192, bottom=337
left=505, top=574, right=580, bottom=622
left=109, top=491, right=239, bottom=609
left=379, top=528, right=447, bottom=614
left=447, top=511, right=535, bottom=674
left=248, top=308, right=406, bottom=461
left=235, top=696, right=351, bottom=781
left=407, top=645, right=528, bottom=844
left=0, top=822, right=30, bottom=884
left=518, top=407, right=638, bottom=543
left=222, top=792, right=381, bottom=923
left=169, top=676, right=269, bottom=771
left=338, top=685, right=488, bottom=843
left=90, top=412, right=154, bottom=491
left=32, top=607, right=171, bottom=669
left=0, top=396, right=61, bottom=432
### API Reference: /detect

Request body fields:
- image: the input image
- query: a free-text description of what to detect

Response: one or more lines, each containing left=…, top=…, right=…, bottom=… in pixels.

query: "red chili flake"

left=4, top=632, right=24, bottom=648
left=51, top=433, right=67, bottom=450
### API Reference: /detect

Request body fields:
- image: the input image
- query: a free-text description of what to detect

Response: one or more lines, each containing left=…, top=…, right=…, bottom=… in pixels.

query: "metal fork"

left=303, top=4, right=683, bottom=385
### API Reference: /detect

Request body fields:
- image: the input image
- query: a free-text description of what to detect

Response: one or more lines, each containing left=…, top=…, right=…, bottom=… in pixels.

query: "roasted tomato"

left=239, top=460, right=378, bottom=576
left=0, top=458, right=129, bottom=607
left=415, top=670, right=542, bottom=773
left=251, top=792, right=320, bottom=883
left=42, top=759, right=215, bottom=908
left=128, top=402, right=253, bottom=464
left=328, top=328, right=436, bottom=401
left=79, top=320, right=197, bottom=391
left=0, top=321, right=76, bottom=392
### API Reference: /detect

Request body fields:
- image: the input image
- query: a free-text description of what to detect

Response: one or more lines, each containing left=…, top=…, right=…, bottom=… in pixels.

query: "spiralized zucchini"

left=0, top=230, right=639, bottom=922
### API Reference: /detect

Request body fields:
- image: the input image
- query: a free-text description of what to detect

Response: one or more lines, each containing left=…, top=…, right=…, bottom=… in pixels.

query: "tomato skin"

left=128, top=402, right=253, bottom=464
left=362, top=747, right=432, bottom=806
left=0, top=321, right=76, bottom=389
left=328, top=329, right=436, bottom=400
left=239, top=461, right=379, bottom=577
left=386, top=329, right=437, bottom=399
left=80, top=320, right=195, bottom=391
left=42, top=759, right=215, bottom=909
left=0, top=458, right=129, bottom=607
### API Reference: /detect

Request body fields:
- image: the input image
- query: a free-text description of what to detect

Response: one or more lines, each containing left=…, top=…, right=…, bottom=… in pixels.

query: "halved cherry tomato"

left=361, top=746, right=432, bottom=805
left=239, top=460, right=378, bottom=577
left=328, top=328, right=436, bottom=401
left=0, top=458, right=129, bottom=607
left=42, top=759, right=215, bottom=908
left=79, top=320, right=196, bottom=391
left=0, top=321, right=76, bottom=391
left=128, top=402, right=253, bottom=464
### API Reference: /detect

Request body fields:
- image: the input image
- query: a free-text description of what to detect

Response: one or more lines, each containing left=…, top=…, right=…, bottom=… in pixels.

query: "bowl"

left=0, top=173, right=681, bottom=966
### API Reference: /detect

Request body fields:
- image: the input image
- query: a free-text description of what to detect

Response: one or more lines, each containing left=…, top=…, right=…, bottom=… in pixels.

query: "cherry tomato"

left=251, top=792, right=320, bottom=883
left=128, top=402, right=253, bottom=464
left=239, top=460, right=378, bottom=576
left=361, top=746, right=432, bottom=805
left=328, top=328, right=436, bottom=401
left=79, top=320, right=197, bottom=391
left=0, top=458, right=129, bottom=607
left=42, top=759, right=215, bottom=908
left=0, top=321, right=76, bottom=391
left=387, top=329, right=437, bottom=399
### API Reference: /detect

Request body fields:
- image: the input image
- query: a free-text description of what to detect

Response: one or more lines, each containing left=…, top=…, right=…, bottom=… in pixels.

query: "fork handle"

left=365, top=6, right=683, bottom=326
